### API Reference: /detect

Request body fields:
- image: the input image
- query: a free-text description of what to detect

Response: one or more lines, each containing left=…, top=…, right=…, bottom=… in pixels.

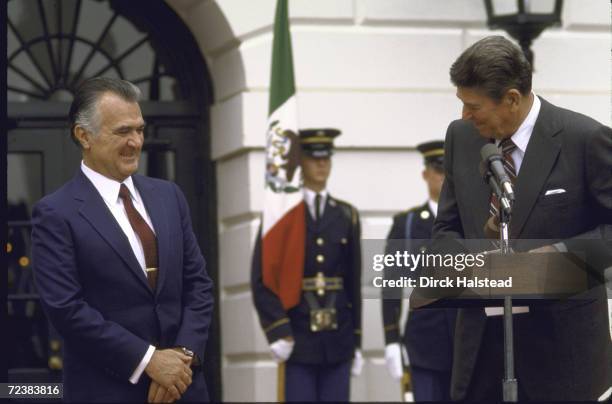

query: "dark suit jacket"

left=251, top=196, right=362, bottom=364
left=382, top=203, right=457, bottom=371
left=31, top=170, right=214, bottom=402
left=432, top=97, right=612, bottom=401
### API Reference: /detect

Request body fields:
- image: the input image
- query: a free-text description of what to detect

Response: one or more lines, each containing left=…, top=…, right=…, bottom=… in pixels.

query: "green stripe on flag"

left=269, top=0, right=296, bottom=115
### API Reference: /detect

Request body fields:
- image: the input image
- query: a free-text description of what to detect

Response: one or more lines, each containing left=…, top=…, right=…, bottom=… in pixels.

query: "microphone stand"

left=499, top=185, right=517, bottom=402
left=483, top=169, right=518, bottom=401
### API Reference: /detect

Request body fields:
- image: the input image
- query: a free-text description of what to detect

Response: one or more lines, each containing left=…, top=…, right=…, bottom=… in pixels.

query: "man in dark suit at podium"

left=432, top=36, right=612, bottom=401
left=31, top=77, right=214, bottom=402
left=382, top=141, right=457, bottom=401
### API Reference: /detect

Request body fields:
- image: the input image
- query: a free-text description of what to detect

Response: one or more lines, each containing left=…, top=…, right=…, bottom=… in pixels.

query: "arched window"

left=8, top=0, right=183, bottom=101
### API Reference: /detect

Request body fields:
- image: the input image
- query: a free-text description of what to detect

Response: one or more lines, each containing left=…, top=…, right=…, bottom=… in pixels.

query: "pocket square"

left=544, top=188, right=566, bottom=196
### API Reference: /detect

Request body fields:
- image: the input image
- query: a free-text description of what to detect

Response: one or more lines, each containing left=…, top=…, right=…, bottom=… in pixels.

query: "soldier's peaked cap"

left=299, top=128, right=341, bottom=158
left=416, top=140, right=444, bottom=169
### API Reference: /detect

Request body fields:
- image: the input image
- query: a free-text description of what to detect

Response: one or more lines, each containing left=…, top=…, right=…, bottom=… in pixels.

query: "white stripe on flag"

left=262, top=96, right=302, bottom=236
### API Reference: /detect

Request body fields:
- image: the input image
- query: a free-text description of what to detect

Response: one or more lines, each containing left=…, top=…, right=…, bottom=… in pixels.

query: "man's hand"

left=483, top=215, right=500, bottom=239
left=145, top=349, right=192, bottom=401
left=148, top=380, right=181, bottom=403
left=170, top=347, right=194, bottom=367
left=529, top=244, right=557, bottom=253
left=269, top=337, right=294, bottom=363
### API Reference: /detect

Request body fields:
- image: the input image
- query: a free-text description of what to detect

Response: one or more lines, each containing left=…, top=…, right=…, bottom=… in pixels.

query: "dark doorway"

left=7, top=0, right=220, bottom=400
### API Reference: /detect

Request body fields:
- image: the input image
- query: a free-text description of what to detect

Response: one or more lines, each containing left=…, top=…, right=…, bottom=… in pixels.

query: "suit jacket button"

left=316, top=237, right=324, bottom=246
left=316, top=254, right=325, bottom=263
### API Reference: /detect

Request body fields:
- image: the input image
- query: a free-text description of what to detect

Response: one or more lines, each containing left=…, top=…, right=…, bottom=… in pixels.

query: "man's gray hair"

left=68, top=77, right=141, bottom=146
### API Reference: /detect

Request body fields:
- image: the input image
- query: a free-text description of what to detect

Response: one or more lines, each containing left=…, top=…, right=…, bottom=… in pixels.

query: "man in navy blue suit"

left=31, top=77, right=214, bottom=402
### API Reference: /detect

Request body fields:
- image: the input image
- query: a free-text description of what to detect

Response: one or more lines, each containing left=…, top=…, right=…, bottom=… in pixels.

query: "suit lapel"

left=73, top=171, right=152, bottom=293
left=133, top=175, right=170, bottom=297
left=511, top=98, right=562, bottom=238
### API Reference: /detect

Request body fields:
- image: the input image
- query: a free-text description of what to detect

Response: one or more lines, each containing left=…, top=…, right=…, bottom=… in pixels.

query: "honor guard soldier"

left=251, top=128, right=363, bottom=402
left=382, top=140, right=457, bottom=401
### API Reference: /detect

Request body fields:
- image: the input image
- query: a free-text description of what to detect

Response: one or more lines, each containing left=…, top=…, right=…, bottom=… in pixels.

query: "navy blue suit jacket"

left=31, top=170, right=214, bottom=402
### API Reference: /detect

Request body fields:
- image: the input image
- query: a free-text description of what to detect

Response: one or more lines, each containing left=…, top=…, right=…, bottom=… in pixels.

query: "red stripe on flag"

left=262, top=201, right=306, bottom=310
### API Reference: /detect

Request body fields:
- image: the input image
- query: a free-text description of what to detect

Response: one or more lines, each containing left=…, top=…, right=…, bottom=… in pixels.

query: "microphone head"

left=480, top=143, right=501, bottom=162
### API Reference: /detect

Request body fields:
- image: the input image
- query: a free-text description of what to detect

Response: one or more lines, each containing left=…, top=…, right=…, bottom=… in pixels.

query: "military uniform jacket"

left=251, top=196, right=362, bottom=365
left=382, top=202, right=457, bottom=371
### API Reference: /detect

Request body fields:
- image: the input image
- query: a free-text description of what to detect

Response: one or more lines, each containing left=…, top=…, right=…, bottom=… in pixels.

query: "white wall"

left=166, top=0, right=611, bottom=401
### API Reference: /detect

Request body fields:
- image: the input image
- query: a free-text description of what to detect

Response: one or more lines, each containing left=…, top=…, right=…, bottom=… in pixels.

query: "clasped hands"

left=145, top=348, right=193, bottom=403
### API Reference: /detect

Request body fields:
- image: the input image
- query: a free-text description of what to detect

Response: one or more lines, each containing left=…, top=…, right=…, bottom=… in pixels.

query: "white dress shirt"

left=80, top=161, right=156, bottom=384
left=303, top=187, right=328, bottom=220
left=487, top=95, right=541, bottom=317
left=427, top=199, right=438, bottom=219
left=496, top=93, right=541, bottom=175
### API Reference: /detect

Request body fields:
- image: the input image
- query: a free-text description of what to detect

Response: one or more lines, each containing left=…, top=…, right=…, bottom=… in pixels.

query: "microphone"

left=480, top=143, right=515, bottom=201
left=479, top=161, right=511, bottom=215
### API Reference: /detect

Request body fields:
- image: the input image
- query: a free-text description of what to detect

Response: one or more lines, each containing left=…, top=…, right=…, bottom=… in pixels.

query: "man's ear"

left=74, top=126, right=90, bottom=149
left=504, top=89, right=522, bottom=111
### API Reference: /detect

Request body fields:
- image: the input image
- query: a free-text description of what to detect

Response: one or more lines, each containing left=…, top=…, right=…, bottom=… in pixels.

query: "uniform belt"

left=302, top=273, right=343, bottom=293
left=302, top=272, right=341, bottom=332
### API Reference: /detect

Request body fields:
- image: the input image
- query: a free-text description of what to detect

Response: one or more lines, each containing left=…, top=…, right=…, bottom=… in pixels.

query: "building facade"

left=6, top=0, right=610, bottom=401
left=165, top=0, right=610, bottom=401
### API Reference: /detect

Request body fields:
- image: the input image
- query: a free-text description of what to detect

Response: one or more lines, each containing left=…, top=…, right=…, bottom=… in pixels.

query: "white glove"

left=269, top=338, right=294, bottom=363
left=385, top=343, right=403, bottom=380
left=351, top=349, right=364, bottom=377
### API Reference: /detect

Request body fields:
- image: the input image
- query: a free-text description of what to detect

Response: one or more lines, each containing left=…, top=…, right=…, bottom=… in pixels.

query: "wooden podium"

left=410, top=252, right=593, bottom=309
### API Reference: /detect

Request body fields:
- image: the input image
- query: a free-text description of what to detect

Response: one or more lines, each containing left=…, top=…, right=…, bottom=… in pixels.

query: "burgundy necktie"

left=485, top=138, right=517, bottom=238
left=118, top=184, right=158, bottom=291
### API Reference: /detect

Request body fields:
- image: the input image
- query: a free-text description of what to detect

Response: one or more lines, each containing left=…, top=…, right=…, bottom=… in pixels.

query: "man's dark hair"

left=450, top=36, right=532, bottom=101
left=68, top=77, right=141, bottom=146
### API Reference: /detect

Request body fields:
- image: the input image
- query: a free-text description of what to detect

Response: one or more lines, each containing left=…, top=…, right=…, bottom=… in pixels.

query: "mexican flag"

left=261, top=0, right=305, bottom=310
